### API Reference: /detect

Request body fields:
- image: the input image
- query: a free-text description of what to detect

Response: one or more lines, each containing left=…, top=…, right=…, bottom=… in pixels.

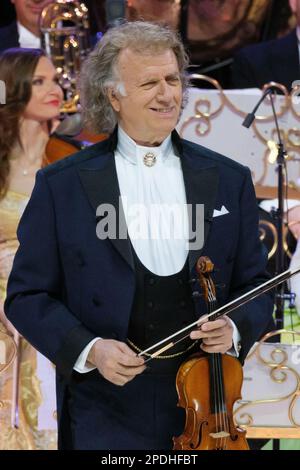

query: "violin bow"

left=138, top=266, right=300, bottom=362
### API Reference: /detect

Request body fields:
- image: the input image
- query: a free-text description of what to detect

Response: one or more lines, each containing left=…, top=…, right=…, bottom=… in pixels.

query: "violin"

left=173, top=256, right=249, bottom=450
left=45, top=130, right=107, bottom=164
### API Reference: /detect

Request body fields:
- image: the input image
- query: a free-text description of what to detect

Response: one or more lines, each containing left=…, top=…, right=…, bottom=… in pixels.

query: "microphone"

left=242, top=87, right=274, bottom=128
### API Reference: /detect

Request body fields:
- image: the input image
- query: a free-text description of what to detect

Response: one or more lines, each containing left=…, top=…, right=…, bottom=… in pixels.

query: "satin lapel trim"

left=181, top=159, right=219, bottom=271
left=77, top=155, right=134, bottom=271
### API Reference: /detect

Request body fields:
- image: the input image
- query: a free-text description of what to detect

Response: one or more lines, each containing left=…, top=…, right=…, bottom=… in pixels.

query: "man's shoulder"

left=0, top=21, right=17, bottom=36
left=0, top=21, right=19, bottom=51
left=235, top=29, right=297, bottom=62
left=181, top=137, right=248, bottom=177
left=42, top=137, right=111, bottom=178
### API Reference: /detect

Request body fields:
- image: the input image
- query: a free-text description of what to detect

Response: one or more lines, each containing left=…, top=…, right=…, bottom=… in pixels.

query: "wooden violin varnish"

left=173, top=256, right=249, bottom=450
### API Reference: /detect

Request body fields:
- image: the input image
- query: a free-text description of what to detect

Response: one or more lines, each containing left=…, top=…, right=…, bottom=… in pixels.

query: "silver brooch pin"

left=143, top=152, right=157, bottom=167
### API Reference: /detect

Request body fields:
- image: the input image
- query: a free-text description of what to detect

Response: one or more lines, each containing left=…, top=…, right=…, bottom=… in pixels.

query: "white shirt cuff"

left=73, top=320, right=241, bottom=372
left=226, top=319, right=241, bottom=357
left=73, top=337, right=101, bottom=373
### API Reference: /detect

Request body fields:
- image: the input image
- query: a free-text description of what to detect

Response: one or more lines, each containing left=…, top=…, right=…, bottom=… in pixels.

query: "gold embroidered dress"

left=0, top=190, right=57, bottom=450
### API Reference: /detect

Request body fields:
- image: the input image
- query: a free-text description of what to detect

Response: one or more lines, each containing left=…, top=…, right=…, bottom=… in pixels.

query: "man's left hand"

left=190, top=315, right=233, bottom=354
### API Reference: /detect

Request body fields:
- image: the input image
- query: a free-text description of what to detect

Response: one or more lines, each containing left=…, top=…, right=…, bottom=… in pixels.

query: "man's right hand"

left=87, top=338, right=146, bottom=386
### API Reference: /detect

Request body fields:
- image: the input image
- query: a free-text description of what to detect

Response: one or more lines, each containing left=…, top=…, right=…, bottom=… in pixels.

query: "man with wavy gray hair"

left=5, top=21, right=274, bottom=450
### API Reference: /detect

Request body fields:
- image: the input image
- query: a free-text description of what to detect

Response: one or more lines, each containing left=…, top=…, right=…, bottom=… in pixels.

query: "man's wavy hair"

left=80, top=21, right=190, bottom=134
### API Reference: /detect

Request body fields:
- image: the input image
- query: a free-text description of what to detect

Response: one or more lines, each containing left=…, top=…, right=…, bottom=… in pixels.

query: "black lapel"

left=172, top=131, right=219, bottom=271
left=77, top=131, right=134, bottom=271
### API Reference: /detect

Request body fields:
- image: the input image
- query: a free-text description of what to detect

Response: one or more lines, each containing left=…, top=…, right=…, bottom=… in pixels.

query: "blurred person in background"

left=0, top=0, right=54, bottom=53
left=0, top=47, right=62, bottom=449
left=232, top=0, right=300, bottom=91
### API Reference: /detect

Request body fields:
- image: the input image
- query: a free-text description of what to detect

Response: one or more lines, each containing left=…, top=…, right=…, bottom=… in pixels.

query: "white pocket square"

left=213, top=205, right=229, bottom=218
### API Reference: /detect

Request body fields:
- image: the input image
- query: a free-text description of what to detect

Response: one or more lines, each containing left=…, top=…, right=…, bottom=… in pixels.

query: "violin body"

left=46, top=131, right=107, bottom=164
left=173, top=256, right=249, bottom=451
left=173, top=352, right=249, bottom=450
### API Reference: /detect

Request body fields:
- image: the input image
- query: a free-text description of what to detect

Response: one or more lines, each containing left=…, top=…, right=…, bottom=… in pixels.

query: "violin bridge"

left=209, top=431, right=230, bottom=439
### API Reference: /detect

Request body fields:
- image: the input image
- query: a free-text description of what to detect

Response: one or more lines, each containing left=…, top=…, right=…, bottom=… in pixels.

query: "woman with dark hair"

left=0, top=47, right=62, bottom=449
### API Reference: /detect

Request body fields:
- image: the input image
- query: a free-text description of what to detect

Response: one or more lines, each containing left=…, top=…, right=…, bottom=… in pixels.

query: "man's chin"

left=153, top=120, right=177, bottom=133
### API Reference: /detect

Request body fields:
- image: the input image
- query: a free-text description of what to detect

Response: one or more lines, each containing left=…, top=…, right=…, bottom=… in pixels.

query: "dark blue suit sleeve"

left=4, top=170, right=96, bottom=379
left=231, top=50, right=260, bottom=89
left=227, top=168, right=275, bottom=362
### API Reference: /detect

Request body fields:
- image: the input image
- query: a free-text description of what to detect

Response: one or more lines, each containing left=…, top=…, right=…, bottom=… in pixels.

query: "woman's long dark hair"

left=0, top=48, right=45, bottom=199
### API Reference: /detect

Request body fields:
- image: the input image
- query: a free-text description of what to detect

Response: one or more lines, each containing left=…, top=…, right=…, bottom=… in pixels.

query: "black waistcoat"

left=127, top=249, right=199, bottom=375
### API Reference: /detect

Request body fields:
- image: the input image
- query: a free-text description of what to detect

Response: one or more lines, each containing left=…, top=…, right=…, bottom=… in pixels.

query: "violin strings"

left=210, top=309, right=219, bottom=446
left=208, top=282, right=229, bottom=449
left=213, top=301, right=228, bottom=449
left=207, top=285, right=222, bottom=448
left=207, top=289, right=218, bottom=447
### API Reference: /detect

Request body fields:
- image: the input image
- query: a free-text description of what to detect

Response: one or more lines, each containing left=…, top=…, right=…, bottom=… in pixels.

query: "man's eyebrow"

left=138, top=76, right=158, bottom=84
left=139, top=72, right=180, bottom=84
left=165, top=73, right=180, bottom=79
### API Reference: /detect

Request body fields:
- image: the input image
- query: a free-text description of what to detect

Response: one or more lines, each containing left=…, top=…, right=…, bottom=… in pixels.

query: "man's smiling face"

left=108, top=48, right=183, bottom=146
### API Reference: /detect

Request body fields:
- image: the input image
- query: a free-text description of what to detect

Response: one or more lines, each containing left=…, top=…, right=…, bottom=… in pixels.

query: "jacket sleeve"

left=4, top=170, right=96, bottom=380
left=227, top=168, right=275, bottom=363
left=231, top=50, right=260, bottom=89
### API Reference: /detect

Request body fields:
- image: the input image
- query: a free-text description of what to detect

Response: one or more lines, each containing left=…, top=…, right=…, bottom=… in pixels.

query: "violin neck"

left=208, top=301, right=227, bottom=414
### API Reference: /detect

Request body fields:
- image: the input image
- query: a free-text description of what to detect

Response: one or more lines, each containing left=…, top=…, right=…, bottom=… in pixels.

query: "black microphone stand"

left=265, top=94, right=288, bottom=453
left=268, top=93, right=287, bottom=331
left=242, top=88, right=287, bottom=331
left=243, top=88, right=289, bottom=451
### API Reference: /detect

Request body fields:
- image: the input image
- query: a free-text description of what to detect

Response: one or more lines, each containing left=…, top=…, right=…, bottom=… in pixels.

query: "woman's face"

left=23, top=56, right=63, bottom=122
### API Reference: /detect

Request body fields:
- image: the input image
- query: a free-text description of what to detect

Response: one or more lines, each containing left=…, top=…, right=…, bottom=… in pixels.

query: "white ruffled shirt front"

left=115, top=125, right=189, bottom=276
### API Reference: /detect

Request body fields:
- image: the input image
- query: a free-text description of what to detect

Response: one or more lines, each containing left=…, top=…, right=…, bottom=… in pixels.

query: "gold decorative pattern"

left=258, top=219, right=278, bottom=260
left=234, top=329, right=300, bottom=431
left=179, top=77, right=300, bottom=192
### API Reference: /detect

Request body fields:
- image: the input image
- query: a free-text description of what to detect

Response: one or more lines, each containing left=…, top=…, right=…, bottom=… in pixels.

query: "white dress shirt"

left=115, top=125, right=189, bottom=276
left=74, top=127, right=241, bottom=372
left=17, top=22, right=41, bottom=49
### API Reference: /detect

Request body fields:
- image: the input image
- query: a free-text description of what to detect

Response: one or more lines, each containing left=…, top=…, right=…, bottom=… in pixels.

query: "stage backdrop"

left=177, top=80, right=300, bottom=200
